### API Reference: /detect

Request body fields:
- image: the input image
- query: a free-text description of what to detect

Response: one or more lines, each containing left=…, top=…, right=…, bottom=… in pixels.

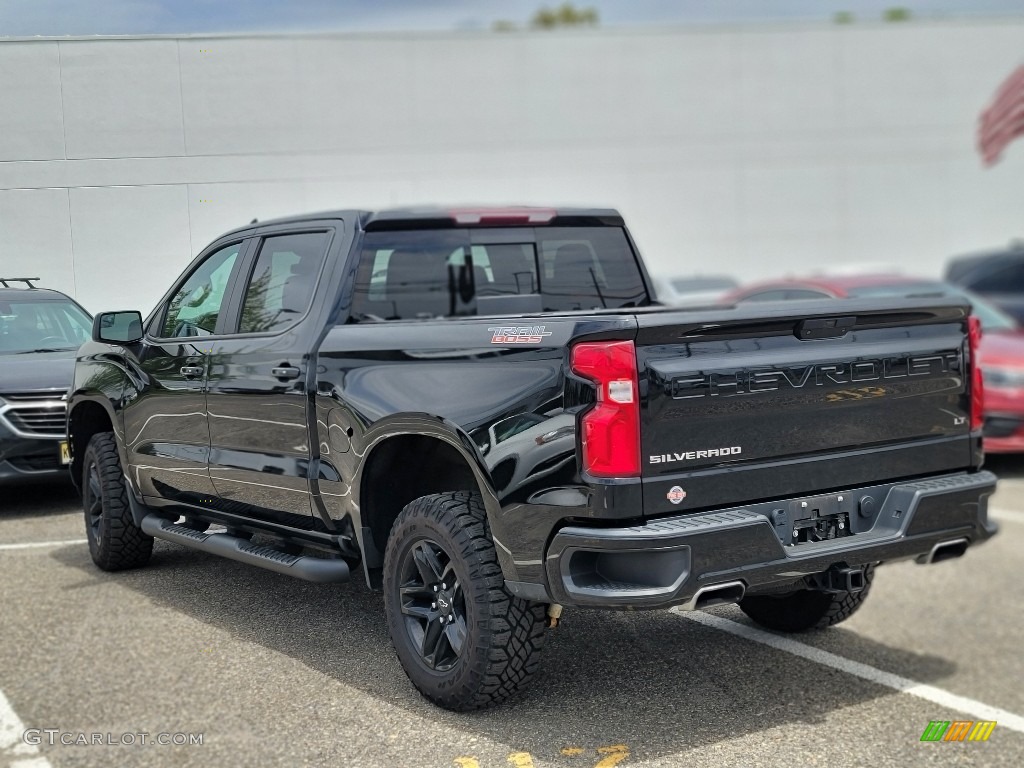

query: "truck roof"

left=218, top=206, right=624, bottom=238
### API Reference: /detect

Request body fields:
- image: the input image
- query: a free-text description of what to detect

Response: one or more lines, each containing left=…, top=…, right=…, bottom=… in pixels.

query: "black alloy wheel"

left=382, top=491, right=548, bottom=710
left=397, top=538, right=467, bottom=671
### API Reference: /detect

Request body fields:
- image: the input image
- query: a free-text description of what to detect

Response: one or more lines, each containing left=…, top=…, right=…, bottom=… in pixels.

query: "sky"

left=2, top=0, right=1024, bottom=37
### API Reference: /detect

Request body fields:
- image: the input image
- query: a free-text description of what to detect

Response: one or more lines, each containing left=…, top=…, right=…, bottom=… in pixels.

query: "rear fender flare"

left=352, top=414, right=517, bottom=578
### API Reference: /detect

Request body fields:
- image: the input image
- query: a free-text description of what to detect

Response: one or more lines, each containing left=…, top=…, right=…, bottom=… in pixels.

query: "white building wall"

left=0, top=22, right=1022, bottom=313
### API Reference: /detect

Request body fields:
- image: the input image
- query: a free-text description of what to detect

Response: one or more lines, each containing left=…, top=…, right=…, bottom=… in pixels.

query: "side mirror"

left=93, top=311, right=144, bottom=344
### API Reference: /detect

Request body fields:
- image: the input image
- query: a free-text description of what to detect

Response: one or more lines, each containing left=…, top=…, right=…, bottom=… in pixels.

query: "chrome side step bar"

left=140, top=515, right=350, bottom=583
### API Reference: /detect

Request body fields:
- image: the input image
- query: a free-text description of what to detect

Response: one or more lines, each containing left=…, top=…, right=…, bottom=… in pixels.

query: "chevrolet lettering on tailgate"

left=670, top=350, right=962, bottom=399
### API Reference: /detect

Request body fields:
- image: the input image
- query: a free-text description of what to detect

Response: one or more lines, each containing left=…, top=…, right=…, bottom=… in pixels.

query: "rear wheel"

left=738, top=566, right=875, bottom=632
left=82, top=432, right=153, bottom=571
left=383, top=491, right=547, bottom=711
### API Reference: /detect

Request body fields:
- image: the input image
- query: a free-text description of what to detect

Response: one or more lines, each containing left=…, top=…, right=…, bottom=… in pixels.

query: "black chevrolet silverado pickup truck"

left=68, top=206, right=997, bottom=710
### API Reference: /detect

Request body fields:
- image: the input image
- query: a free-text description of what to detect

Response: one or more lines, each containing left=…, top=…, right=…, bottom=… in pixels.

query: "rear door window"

left=238, top=231, right=330, bottom=334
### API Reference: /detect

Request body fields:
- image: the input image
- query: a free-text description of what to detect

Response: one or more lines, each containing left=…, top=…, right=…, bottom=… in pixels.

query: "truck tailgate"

left=636, top=299, right=975, bottom=517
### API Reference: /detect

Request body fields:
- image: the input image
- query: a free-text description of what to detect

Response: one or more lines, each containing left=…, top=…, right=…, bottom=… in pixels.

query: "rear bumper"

left=542, top=471, right=998, bottom=609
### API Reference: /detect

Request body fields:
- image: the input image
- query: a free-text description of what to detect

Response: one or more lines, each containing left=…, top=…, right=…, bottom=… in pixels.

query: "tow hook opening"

left=814, top=565, right=866, bottom=594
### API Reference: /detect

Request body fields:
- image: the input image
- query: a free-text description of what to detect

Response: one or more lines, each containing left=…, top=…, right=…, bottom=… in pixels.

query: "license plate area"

left=771, top=493, right=855, bottom=546
left=59, top=441, right=70, bottom=465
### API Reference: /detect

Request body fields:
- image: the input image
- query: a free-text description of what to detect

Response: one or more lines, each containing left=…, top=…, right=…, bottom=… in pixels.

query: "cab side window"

left=161, top=242, right=242, bottom=338
left=238, top=232, right=330, bottom=334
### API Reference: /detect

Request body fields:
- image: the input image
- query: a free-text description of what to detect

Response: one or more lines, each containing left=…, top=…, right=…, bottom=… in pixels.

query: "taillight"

left=968, top=314, right=984, bottom=431
left=570, top=340, right=641, bottom=477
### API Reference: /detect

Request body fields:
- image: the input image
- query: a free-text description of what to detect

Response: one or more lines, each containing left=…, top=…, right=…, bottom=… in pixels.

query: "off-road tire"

left=82, top=432, right=153, bottom=571
left=738, top=565, right=875, bottom=632
left=383, top=491, right=547, bottom=711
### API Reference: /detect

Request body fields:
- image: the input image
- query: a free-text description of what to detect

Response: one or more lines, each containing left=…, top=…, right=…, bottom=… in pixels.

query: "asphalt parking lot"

left=1, top=462, right=1023, bottom=768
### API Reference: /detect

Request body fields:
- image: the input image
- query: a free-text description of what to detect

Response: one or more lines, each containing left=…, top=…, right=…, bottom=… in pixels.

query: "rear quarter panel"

left=313, top=314, right=637, bottom=583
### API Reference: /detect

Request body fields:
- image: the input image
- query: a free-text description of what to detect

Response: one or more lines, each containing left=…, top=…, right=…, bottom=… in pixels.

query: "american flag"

left=978, top=65, right=1024, bottom=166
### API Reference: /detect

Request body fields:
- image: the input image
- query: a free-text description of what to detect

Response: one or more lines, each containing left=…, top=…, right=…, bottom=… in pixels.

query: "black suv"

left=946, top=242, right=1024, bottom=324
left=0, top=279, right=93, bottom=485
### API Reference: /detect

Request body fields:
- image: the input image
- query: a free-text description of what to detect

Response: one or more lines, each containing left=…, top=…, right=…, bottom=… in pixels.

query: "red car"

left=726, top=274, right=1024, bottom=453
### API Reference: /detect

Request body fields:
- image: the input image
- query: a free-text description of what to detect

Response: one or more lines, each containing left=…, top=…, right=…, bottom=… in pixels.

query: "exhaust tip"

left=917, top=537, right=969, bottom=565
left=687, top=580, right=746, bottom=611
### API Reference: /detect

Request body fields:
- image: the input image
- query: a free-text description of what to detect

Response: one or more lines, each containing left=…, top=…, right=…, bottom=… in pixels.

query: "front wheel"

left=383, top=491, right=547, bottom=711
left=82, top=432, right=153, bottom=571
left=738, top=565, right=875, bottom=632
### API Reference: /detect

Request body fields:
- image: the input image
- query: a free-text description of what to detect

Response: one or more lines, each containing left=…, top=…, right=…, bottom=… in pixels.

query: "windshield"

left=846, top=281, right=1018, bottom=333
left=0, top=299, right=93, bottom=354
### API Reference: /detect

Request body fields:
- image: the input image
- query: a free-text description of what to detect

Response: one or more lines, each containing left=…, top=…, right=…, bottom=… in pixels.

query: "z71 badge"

left=488, top=326, right=553, bottom=344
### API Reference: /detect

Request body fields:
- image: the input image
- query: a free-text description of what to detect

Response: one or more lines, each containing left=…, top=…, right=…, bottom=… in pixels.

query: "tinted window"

left=536, top=228, right=647, bottom=311
left=162, top=242, right=241, bottom=337
left=239, top=232, right=329, bottom=334
left=350, top=230, right=467, bottom=321
left=0, top=299, right=92, bottom=354
left=348, top=227, right=648, bottom=322
left=971, top=264, right=1024, bottom=293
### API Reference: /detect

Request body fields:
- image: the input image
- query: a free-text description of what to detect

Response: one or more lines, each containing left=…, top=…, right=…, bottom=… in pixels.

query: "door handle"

left=180, top=365, right=204, bottom=378
left=272, top=366, right=301, bottom=380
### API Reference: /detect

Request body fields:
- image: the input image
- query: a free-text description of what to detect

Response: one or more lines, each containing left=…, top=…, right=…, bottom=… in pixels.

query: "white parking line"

left=0, top=539, right=87, bottom=552
left=991, top=507, right=1024, bottom=524
left=674, top=610, right=1024, bottom=733
left=0, top=688, right=52, bottom=767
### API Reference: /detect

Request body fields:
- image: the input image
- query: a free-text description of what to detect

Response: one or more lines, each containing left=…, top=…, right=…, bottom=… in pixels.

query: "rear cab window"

left=348, top=226, right=649, bottom=322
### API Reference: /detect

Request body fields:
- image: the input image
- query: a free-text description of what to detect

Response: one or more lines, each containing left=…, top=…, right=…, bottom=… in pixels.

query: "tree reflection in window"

left=238, top=232, right=328, bottom=334
left=163, top=244, right=240, bottom=337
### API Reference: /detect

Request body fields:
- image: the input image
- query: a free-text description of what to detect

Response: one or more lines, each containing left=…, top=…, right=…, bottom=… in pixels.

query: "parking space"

left=1, top=463, right=1022, bottom=768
